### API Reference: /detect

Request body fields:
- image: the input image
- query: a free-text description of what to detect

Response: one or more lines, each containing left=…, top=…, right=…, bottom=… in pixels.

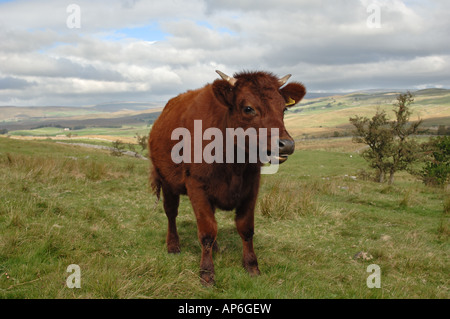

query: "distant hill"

left=0, top=101, right=164, bottom=121
left=90, top=101, right=164, bottom=112
left=414, top=88, right=450, bottom=96
left=284, top=88, right=450, bottom=139
left=304, top=92, right=340, bottom=99
left=1, top=89, right=449, bottom=137
left=0, top=106, right=162, bottom=131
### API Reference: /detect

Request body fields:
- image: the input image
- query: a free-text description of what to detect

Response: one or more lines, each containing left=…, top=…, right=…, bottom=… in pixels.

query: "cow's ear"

left=212, top=79, right=234, bottom=109
left=280, top=82, right=306, bottom=107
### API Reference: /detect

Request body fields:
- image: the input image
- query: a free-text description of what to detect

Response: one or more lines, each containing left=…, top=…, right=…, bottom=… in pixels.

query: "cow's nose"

left=279, top=139, right=295, bottom=155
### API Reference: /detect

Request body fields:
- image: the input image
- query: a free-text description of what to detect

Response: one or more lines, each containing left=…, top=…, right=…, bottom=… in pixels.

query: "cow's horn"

left=278, top=74, right=292, bottom=87
left=216, top=70, right=237, bottom=86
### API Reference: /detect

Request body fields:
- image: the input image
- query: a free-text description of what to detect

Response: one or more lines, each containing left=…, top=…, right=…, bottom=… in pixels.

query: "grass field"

left=9, top=125, right=150, bottom=138
left=0, top=136, right=448, bottom=299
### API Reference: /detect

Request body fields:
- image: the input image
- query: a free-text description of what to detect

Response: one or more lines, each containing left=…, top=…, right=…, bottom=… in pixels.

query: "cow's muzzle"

left=269, top=139, right=295, bottom=164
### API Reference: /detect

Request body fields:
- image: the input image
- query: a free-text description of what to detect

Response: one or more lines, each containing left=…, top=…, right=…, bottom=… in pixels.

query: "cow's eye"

left=243, top=106, right=255, bottom=114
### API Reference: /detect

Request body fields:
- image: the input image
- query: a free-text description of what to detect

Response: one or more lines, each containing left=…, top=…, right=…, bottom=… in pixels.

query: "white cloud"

left=0, top=0, right=449, bottom=106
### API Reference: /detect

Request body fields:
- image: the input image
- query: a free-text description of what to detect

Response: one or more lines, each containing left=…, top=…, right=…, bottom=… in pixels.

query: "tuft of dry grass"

left=258, top=180, right=328, bottom=220
left=1, top=152, right=117, bottom=182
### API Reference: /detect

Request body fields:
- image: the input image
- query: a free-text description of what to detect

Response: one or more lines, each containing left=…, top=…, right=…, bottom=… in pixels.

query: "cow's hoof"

left=167, top=244, right=181, bottom=254
left=247, top=266, right=261, bottom=277
left=244, top=261, right=260, bottom=276
left=200, top=271, right=215, bottom=287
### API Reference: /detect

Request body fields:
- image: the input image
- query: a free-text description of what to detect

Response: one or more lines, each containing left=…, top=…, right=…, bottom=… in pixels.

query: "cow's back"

left=149, top=84, right=222, bottom=196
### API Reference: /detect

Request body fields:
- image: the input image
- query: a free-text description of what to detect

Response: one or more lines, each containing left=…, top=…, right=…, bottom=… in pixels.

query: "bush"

left=419, top=136, right=450, bottom=186
left=350, top=92, right=422, bottom=184
left=135, top=133, right=148, bottom=151
left=111, top=140, right=125, bottom=157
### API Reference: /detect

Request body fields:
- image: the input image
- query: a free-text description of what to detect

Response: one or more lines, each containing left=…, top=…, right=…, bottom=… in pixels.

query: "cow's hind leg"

left=162, top=186, right=180, bottom=253
left=186, top=180, right=217, bottom=286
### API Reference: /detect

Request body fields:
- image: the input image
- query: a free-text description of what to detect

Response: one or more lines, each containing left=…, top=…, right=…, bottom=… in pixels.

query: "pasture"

left=0, top=136, right=448, bottom=298
left=9, top=125, right=150, bottom=142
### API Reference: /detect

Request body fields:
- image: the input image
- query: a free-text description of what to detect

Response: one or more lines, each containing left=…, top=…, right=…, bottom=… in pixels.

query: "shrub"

left=111, top=140, right=125, bottom=157
left=419, top=136, right=450, bottom=186
left=350, top=92, right=422, bottom=184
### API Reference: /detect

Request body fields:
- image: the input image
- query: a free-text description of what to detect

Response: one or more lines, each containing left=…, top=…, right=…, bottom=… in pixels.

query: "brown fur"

left=149, top=71, right=306, bottom=285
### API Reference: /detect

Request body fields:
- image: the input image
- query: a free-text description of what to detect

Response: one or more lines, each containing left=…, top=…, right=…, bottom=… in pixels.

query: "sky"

left=0, top=0, right=449, bottom=106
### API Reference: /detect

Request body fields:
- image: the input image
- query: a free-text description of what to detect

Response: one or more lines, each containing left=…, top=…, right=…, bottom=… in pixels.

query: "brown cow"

left=149, top=70, right=306, bottom=285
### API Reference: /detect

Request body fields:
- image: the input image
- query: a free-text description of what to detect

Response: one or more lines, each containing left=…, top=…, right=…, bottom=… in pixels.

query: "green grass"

left=9, top=127, right=67, bottom=137
left=8, top=125, right=150, bottom=138
left=0, top=137, right=448, bottom=299
left=67, top=125, right=150, bottom=137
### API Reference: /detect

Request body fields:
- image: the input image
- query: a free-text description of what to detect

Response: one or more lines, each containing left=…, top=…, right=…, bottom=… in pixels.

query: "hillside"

left=0, top=104, right=163, bottom=132
left=284, top=88, right=450, bottom=139
left=1, top=88, right=449, bottom=141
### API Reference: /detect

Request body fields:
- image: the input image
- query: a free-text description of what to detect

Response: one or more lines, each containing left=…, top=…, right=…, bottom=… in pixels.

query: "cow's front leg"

left=186, top=179, right=217, bottom=286
left=235, top=193, right=260, bottom=276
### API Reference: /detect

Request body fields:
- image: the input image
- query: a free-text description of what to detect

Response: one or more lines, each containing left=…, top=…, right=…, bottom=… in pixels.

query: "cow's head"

left=212, top=70, right=306, bottom=164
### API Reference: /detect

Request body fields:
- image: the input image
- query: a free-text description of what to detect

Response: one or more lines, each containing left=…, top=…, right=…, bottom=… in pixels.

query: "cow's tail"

left=150, top=167, right=162, bottom=210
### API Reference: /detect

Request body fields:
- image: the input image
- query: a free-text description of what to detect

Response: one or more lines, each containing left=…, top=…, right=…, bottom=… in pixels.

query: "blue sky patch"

left=109, top=23, right=168, bottom=42
left=196, top=20, right=236, bottom=36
